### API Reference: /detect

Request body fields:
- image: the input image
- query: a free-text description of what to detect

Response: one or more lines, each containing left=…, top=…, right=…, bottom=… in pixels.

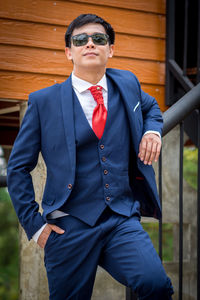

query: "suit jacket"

left=7, top=68, right=163, bottom=240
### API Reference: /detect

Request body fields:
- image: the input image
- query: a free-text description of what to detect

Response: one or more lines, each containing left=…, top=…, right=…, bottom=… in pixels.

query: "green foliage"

left=0, top=188, right=19, bottom=300
left=183, top=147, right=198, bottom=190
left=142, top=222, right=173, bottom=262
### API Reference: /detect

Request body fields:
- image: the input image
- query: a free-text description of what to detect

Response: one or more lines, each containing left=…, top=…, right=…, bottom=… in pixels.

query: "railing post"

left=159, top=151, right=163, bottom=260
left=165, top=0, right=176, bottom=105
left=197, top=109, right=200, bottom=300
left=197, top=0, right=200, bottom=84
left=179, top=122, right=184, bottom=300
left=183, top=0, right=188, bottom=76
left=0, top=175, right=7, bottom=187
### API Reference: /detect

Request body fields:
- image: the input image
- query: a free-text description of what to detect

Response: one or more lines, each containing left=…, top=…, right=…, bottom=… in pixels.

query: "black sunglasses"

left=71, top=33, right=109, bottom=47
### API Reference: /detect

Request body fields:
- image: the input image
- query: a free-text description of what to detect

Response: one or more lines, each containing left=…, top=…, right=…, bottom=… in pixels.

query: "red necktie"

left=88, top=85, right=107, bottom=139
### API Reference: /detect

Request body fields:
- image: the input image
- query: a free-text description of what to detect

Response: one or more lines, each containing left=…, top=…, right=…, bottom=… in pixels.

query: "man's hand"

left=138, top=133, right=161, bottom=165
left=37, top=224, right=65, bottom=248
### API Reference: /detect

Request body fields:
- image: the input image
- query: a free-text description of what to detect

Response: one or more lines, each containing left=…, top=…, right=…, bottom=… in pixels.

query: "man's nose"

left=86, top=37, right=95, bottom=48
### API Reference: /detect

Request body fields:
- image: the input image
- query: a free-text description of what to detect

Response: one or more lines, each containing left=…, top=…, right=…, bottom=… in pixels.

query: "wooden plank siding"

left=0, top=0, right=167, bottom=110
left=0, top=70, right=165, bottom=111
left=71, top=0, right=166, bottom=14
left=0, top=1, right=165, bottom=38
left=0, top=44, right=164, bottom=83
left=0, top=19, right=165, bottom=61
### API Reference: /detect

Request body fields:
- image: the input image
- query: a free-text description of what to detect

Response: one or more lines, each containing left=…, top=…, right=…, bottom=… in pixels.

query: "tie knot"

left=88, top=85, right=104, bottom=104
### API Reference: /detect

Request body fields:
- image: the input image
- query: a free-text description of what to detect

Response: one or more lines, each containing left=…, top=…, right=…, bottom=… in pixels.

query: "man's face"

left=65, top=23, right=114, bottom=76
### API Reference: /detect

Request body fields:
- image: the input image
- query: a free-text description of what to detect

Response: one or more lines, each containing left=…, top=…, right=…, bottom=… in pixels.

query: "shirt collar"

left=71, top=72, right=108, bottom=93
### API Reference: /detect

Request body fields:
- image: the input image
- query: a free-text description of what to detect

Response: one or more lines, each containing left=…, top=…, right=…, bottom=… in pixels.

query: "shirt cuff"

left=143, top=130, right=161, bottom=139
left=32, top=223, right=47, bottom=243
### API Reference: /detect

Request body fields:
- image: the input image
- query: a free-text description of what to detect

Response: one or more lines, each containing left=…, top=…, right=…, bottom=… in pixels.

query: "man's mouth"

left=83, top=52, right=98, bottom=56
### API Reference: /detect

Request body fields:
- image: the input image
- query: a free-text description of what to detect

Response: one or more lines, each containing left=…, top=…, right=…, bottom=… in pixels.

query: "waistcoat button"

left=100, top=144, right=104, bottom=149
left=104, top=170, right=108, bottom=175
left=68, top=184, right=72, bottom=190
left=106, top=197, right=110, bottom=201
left=105, top=184, right=109, bottom=188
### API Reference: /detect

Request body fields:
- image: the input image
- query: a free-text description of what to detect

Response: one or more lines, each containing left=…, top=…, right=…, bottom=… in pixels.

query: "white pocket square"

left=133, top=101, right=140, bottom=112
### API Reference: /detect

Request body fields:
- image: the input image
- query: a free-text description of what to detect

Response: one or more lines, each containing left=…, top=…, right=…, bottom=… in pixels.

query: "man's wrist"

left=32, top=223, right=47, bottom=243
left=143, top=130, right=161, bottom=139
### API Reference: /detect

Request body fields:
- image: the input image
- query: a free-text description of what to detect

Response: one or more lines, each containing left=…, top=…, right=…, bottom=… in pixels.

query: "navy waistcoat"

left=60, top=77, right=140, bottom=226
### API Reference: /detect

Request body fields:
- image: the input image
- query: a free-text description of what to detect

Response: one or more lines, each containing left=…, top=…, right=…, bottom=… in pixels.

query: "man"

left=7, top=14, right=173, bottom=300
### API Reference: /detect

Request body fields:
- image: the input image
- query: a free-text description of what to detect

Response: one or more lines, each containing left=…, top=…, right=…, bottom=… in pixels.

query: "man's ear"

left=65, top=47, right=73, bottom=60
left=109, top=45, right=114, bottom=58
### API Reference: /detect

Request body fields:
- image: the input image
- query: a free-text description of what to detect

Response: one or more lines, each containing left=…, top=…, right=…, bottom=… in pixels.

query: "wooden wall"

left=0, top=0, right=166, bottom=110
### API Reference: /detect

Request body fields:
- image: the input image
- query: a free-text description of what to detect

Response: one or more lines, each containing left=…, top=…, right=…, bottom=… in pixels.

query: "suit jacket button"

left=104, top=170, right=108, bottom=175
left=68, top=184, right=72, bottom=190
left=106, top=197, right=110, bottom=201
left=105, top=183, right=109, bottom=188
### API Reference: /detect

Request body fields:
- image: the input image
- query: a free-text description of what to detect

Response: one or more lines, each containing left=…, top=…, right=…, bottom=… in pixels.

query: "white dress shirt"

left=72, top=72, right=108, bottom=126
left=32, top=72, right=160, bottom=242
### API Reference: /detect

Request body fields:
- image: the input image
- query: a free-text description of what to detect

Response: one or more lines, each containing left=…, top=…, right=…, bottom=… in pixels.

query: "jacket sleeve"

left=7, top=94, right=45, bottom=240
left=135, top=76, right=163, bottom=136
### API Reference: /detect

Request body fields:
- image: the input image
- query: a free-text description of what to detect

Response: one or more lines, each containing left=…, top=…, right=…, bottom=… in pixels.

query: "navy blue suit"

left=7, top=69, right=173, bottom=299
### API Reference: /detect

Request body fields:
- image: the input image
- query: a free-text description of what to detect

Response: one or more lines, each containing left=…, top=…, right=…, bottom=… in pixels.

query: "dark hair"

left=65, top=14, right=115, bottom=47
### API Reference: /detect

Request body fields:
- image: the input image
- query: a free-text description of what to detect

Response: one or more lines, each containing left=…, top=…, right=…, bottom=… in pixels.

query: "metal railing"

left=0, top=175, right=7, bottom=187
left=126, top=83, right=200, bottom=299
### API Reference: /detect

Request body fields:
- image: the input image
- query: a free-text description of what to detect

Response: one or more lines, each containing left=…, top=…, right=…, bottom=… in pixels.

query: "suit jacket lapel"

left=60, top=75, right=76, bottom=173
